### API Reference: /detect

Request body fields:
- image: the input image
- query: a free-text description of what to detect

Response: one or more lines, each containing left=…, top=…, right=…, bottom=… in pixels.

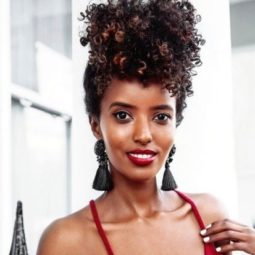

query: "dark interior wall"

left=230, top=0, right=255, bottom=47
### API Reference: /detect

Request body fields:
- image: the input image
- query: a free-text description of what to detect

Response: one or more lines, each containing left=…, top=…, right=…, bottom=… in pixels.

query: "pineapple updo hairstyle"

left=79, top=0, right=205, bottom=126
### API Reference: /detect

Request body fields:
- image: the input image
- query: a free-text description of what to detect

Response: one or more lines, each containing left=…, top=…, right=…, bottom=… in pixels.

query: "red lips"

left=127, top=149, right=157, bottom=166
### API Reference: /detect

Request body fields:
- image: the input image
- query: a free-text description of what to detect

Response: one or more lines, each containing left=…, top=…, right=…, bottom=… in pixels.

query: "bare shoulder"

left=187, top=192, right=229, bottom=226
left=36, top=205, right=96, bottom=255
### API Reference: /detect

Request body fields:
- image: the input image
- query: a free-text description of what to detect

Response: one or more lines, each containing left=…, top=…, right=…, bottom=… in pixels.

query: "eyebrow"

left=109, top=102, right=174, bottom=112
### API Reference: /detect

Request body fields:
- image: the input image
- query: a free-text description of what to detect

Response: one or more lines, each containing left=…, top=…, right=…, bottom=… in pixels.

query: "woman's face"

left=91, top=77, right=176, bottom=183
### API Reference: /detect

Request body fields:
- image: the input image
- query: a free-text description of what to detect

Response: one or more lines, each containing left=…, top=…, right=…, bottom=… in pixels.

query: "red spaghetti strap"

left=174, top=190, right=205, bottom=229
left=174, top=190, right=221, bottom=255
left=89, top=194, right=220, bottom=255
left=89, top=200, right=114, bottom=255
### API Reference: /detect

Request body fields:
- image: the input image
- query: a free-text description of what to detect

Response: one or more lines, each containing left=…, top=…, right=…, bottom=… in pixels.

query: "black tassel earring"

left=92, top=139, right=113, bottom=191
left=161, top=145, right=178, bottom=191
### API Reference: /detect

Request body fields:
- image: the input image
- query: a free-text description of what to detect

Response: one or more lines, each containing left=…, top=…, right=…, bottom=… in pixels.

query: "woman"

left=37, top=0, right=255, bottom=254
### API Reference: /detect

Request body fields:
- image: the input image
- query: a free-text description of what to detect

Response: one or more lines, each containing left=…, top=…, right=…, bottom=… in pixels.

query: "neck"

left=105, top=169, right=165, bottom=218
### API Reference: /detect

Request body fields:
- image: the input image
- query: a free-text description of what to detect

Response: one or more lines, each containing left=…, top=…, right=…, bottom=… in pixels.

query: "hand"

left=200, top=219, right=255, bottom=254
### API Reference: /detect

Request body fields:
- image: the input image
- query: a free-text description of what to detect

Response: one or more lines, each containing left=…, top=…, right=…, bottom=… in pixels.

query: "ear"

left=89, top=115, right=102, bottom=139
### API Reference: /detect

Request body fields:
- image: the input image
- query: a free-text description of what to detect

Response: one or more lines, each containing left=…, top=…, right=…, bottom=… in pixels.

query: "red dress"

left=89, top=190, right=221, bottom=255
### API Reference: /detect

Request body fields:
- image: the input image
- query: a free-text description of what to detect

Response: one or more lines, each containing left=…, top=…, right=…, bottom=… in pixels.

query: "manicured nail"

left=206, top=224, right=212, bottom=229
left=216, top=247, right=221, bottom=252
left=203, top=237, right=210, bottom=243
left=200, top=229, right=207, bottom=235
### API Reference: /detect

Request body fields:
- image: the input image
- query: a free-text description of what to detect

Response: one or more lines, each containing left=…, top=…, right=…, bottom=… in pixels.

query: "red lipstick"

left=127, top=149, right=157, bottom=166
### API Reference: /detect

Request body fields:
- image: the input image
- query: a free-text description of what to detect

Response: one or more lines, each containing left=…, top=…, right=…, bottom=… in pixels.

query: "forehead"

left=101, top=78, right=176, bottom=110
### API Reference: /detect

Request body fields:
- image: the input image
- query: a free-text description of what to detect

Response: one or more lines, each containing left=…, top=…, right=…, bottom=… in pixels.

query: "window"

left=11, top=0, right=71, bottom=94
left=10, top=0, right=72, bottom=253
left=11, top=100, right=71, bottom=252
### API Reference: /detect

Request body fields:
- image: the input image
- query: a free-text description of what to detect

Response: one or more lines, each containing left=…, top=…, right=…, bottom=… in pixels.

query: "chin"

left=120, top=167, right=159, bottom=182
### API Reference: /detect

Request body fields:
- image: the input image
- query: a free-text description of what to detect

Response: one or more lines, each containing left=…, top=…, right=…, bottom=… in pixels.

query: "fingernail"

left=203, top=237, right=210, bottom=243
left=200, top=229, right=207, bottom=235
left=206, top=224, right=212, bottom=229
left=216, top=247, right=221, bottom=252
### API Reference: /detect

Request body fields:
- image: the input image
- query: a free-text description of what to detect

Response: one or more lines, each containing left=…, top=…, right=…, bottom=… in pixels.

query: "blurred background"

left=0, top=0, right=254, bottom=254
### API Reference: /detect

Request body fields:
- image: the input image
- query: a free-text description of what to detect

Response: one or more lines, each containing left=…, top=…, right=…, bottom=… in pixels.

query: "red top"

left=89, top=190, right=221, bottom=255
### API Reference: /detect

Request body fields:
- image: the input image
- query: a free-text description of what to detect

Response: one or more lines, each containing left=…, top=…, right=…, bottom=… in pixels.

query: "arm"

left=36, top=219, right=73, bottom=255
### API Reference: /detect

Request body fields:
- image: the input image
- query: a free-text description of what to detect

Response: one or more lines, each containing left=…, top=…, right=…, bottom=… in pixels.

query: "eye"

left=154, top=113, right=171, bottom=122
left=113, top=111, right=132, bottom=121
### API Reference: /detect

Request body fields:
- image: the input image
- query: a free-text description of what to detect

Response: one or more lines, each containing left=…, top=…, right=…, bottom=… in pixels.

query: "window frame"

left=0, top=0, right=73, bottom=253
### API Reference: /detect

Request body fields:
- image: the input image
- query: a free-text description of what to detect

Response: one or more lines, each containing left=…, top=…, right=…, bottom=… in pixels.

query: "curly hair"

left=79, top=0, right=205, bottom=126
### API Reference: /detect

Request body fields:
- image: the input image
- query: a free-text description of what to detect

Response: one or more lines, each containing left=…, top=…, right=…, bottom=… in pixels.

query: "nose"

left=133, top=117, right=152, bottom=145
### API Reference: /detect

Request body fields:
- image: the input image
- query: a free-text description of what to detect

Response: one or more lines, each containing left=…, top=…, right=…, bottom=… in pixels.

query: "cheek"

left=105, top=130, right=128, bottom=151
left=100, top=118, right=132, bottom=151
left=103, top=128, right=131, bottom=166
left=152, top=126, right=176, bottom=161
left=153, top=124, right=175, bottom=143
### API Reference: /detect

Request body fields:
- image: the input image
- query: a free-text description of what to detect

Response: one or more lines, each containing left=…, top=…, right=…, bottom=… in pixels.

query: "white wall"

left=71, top=0, right=100, bottom=211
left=0, top=0, right=12, bottom=253
left=71, top=0, right=238, bottom=217
left=230, top=0, right=255, bottom=227
left=173, top=0, right=238, bottom=214
left=232, top=45, right=255, bottom=225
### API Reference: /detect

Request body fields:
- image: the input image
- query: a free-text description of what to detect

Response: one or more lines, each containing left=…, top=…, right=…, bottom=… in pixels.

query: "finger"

left=200, top=219, right=247, bottom=236
left=202, top=230, right=247, bottom=243
left=208, top=219, right=245, bottom=233
left=221, top=219, right=248, bottom=228
left=216, top=242, right=249, bottom=254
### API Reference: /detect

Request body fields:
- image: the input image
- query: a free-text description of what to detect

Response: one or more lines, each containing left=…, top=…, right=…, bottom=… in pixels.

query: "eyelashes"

left=113, top=111, right=132, bottom=121
left=154, top=113, right=171, bottom=122
left=112, top=111, right=172, bottom=123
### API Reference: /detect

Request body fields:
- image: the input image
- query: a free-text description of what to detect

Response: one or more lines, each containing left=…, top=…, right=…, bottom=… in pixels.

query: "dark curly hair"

left=79, top=0, right=205, bottom=126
